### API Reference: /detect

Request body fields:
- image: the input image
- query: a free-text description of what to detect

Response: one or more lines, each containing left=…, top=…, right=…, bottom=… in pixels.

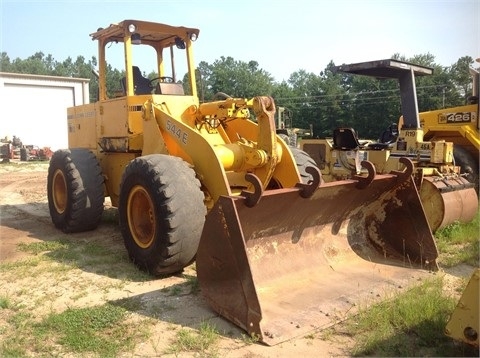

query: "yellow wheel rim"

left=52, top=169, right=67, bottom=214
left=127, top=185, right=156, bottom=249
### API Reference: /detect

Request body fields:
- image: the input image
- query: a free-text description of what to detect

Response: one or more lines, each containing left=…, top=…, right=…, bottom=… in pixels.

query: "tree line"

left=1, top=51, right=476, bottom=139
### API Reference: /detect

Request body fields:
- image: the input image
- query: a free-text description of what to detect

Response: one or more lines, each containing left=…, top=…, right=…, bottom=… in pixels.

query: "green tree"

left=448, top=56, right=476, bottom=104
left=11, top=51, right=50, bottom=74
left=197, top=56, right=275, bottom=100
left=280, top=69, right=321, bottom=134
left=0, top=52, right=13, bottom=72
left=1, top=50, right=475, bottom=132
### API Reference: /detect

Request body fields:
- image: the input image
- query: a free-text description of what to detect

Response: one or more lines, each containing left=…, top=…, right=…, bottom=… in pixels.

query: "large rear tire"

left=290, top=146, right=322, bottom=184
left=454, top=144, right=479, bottom=194
left=118, top=154, right=206, bottom=276
left=47, top=149, right=105, bottom=233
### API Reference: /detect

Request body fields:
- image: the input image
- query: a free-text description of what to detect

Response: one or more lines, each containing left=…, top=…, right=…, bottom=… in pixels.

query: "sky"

left=0, top=0, right=478, bottom=82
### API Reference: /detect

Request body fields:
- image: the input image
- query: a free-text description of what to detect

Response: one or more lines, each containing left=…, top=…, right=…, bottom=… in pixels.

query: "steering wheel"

left=149, top=76, right=174, bottom=87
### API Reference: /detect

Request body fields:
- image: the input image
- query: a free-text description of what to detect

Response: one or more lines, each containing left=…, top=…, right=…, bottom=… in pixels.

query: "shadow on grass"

left=349, top=317, right=479, bottom=357
left=1, top=202, right=154, bottom=282
left=107, top=274, right=248, bottom=343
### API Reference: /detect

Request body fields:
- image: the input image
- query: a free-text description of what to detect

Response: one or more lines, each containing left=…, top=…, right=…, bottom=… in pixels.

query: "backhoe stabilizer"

left=196, top=158, right=438, bottom=345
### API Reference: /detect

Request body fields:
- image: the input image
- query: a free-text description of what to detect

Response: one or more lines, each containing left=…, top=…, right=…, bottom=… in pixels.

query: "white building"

left=0, top=73, right=89, bottom=151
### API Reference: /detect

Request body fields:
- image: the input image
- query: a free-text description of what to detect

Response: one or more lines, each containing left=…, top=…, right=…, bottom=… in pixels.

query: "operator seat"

left=132, top=66, right=152, bottom=94
left=332, top=127, right=366, bottom=150
left=120, top=66, right=152, bottom=95
left=367, top=123, right=398, bottom=150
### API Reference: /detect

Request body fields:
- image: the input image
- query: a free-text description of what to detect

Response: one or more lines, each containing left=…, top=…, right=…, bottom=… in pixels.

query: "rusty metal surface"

left=420, top=176, right=478, bottom=232
left=196, top=162, right=438, bottom=345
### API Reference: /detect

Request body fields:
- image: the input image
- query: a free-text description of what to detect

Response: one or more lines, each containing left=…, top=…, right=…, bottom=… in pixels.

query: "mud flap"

left=196, top=158, right=438, bottom=345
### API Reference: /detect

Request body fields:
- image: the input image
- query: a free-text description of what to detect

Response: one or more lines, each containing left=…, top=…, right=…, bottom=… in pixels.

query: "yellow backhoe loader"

left=418, top=64, right=479, bottom=193
left=300, top=59, right=478, bottom=232
left=48, top=21, right=438, bottom=345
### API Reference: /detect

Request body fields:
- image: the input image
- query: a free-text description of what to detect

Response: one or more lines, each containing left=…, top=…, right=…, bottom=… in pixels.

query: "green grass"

left=11, top=237, right=151, bottom=281
left=435, top=212, right=480, bottom=267
left=165, top=321, right=220, bottom=357
left=183, top=273, right=200, bottom=294
left=344, top=277, right=468, bottom=357
left=0, top=296, right=11, bottom=309
left=18, top=240, right=69, bottom=255
left=1, top=302, right=152, bottom=358
left=336, top=213, right=480, bottom=357
left=36, top=304, right=130, bottom=356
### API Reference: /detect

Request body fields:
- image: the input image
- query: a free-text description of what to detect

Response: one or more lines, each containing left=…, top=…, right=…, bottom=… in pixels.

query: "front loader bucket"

left=196, top=159, right=438, bottom=346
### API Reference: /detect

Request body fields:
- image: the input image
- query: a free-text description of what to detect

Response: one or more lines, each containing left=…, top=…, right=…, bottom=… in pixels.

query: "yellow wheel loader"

left=301, top=59, right=478, bottom=233
left=48, top=21, right=439, bottom=345
left=418, top=65, right=479, bottom=193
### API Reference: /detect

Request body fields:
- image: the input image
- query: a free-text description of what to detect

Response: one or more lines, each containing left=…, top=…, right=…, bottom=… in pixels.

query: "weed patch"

left=435, top=213, right=480, bottom=267
left=165, top=321, right=220, bottom=357
left=344, top=277, right=467, bottom=357
left=32, top=303, right=148, bottom=357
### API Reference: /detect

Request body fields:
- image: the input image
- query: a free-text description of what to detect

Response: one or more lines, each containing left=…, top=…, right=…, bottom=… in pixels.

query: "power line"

left=273, top=84, right=450, bottom=102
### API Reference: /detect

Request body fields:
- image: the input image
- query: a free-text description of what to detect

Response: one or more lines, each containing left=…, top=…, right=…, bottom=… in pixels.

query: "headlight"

left=189, top=32, right=198, bottom=41
left=128, top=23, right=136, bottom=33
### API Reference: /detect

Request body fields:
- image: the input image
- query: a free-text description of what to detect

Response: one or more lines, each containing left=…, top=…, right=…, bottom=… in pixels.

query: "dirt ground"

left=0, top=161, right=474, bottom=357
left=0, top=162, right=359, bottom=357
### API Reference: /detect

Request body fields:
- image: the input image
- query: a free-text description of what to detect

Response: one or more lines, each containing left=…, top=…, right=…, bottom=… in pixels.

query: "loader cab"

left=90, top=20, right=200, bottom=100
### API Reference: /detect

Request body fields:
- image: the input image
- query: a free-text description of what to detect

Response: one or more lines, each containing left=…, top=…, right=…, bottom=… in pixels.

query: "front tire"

left=118, top=155, right=206, bottom=276
left=47, top=149, right=105, bottom=233
left=290, top=146, right=322, bottom=184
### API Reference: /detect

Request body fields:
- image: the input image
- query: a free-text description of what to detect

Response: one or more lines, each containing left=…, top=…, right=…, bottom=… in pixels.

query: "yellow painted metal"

left=420, top=104, right=480, bottom=152
left=127, top=185, right=156, bottom=249
left=224, top=111, right=299, bottom=189
left=430, top=140, right=453, bottom=163
left=97, top=41, right=107, bottom=101
left=90, top=20, right=200, bottom=102
left=67, top=103, right=98, bottom=149
left=445, top=268, right=479, bottom=347
left=113, top=91, right=301, bottom=206
left=185, top=37, right=197, bottom=98
left=147, top=99, right=231, bottom=201
left=99, top=152, right=137, bottom=207
left=51, top=169, right=67, bottom=214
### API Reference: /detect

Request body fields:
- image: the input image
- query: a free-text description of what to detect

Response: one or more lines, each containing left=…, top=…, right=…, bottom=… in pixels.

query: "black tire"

left=47, top=149, right=105, bottom=233
left=454, top=144, right=479, bottom=193
left=278, top=133, right=290, bottom=146
left=290, top=146, right=322, bottom=184
left=20, top=148, right=27, bottom=161
left=118, top=154, right=206, bottom=276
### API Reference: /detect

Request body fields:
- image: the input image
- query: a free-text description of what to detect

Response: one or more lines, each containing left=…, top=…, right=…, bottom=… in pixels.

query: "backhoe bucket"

left=196, top=159, right=438, bottom=345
